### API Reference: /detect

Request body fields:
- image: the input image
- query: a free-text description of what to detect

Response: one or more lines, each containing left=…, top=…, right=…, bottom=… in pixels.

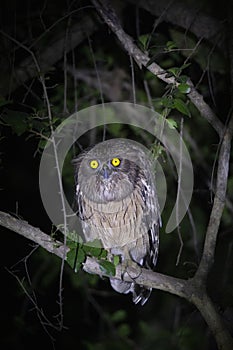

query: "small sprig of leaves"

left=67, top=239, right=118, bottom=277
left=138, top=35, right=192, bottom=118
left=159, top=62, right=191, bottom=117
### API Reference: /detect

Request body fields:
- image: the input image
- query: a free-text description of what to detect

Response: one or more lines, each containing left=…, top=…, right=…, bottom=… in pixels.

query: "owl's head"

left=73, top=139, right=150, bottom=204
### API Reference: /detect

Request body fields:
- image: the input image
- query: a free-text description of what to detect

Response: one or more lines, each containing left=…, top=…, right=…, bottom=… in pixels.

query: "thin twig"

left=63, top=17, right=71, bottom=114
left=143, top=79, right=154, bottom=110
left=129, top=55, right=136, bottom=104
left=175, top=118, right=184, bottom=266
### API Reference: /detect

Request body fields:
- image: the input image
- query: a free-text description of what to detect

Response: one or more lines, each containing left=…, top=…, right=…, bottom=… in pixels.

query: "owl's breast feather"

left=80, top=189, right=145, bottom=248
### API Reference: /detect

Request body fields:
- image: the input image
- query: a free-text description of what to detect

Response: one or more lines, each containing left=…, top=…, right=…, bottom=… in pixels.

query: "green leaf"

left=113, top=255, right=120, bottom=266
left=99, top=249, right=108, bottom=259
left=66, top=238, right=79, bottom=250
left=151, top=144, right=165, bottom=159
left=38, top=139, right=48, bottom=150
left=67, top=248, right=76, bottom=269
left=117, top=323, right=130, bottom=337
left=165, top=40, right=177, bottom=51
left=166, top=118, right=178, bottom=129
left=167, top=67, right=181, bottom=77
left=83, top=239, right=103, bottom=257
left=83, top=245, right=102, bottom=258
left=177, top=75, right=188, bottom=83
left=111, top=310, right=127, bottom=323
left=1, top=109, right=28, bottom=136
left=177, top=83, right=191, bottom=94
left=67, top=245, right=86, bottom=271
left=138, top=34, right=149, bottom=49
left=159, top=96, right=174, bottom=108
left=173, top=98, right=190, bottom=116
left=180, top=62, right=191, bottom=70
left=99, top=260, right=116, bottom=276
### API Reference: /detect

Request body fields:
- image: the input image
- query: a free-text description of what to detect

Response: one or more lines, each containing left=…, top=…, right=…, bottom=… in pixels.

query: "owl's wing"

left=141, top=171, right=160, bottom=270
left=73, top=149, right=93, bottom=222
left=75, top=183, right=85, bottom=220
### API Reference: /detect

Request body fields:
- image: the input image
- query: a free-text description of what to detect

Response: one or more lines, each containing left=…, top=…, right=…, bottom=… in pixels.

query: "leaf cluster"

left=67, top=238, right=119, bottom=277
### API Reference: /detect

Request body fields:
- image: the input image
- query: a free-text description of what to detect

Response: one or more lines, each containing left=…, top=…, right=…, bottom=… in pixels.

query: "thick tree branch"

left=91, top=0, right=224, bottom=138
left=0, top=211, right=68, bottom=258
left=187, top=85, right=224, bottom=138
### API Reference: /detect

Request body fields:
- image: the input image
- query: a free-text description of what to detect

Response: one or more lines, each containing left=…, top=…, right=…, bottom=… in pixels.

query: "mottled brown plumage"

left=73, top=138, right=160, bottom=305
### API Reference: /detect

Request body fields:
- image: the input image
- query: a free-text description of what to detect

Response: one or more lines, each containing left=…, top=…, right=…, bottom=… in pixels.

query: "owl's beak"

left=101, top=164, right=111, bottom=179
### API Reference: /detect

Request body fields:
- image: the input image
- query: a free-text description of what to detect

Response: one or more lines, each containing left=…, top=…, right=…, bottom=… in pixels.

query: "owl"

left=73, top=138, right=160, bottom=305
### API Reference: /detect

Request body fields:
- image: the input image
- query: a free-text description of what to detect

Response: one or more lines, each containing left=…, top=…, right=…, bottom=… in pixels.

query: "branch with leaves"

left=127, top=0, right=224, bottom=50
left=91, top=0, right=224, bottom=138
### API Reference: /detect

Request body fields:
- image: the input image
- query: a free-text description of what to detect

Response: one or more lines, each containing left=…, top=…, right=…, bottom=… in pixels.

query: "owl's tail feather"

left=110, top=278, right=151, bottom=305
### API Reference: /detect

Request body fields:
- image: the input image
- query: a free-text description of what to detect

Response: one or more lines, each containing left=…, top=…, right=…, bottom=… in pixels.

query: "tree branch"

left=0, top=210, right=189, bottom=299
left=84, top=256, right=190, bottom=299
left=91, top=0, right=224, bottom=138
left=187, top=85, right=224, bottom=138
left=127, top=0, right=225, bottom=50
left=191, top=291, right=233, bottom=350
left=195, top=114, right=233, bottom=283
left=0, top=211, right=68, bottom=258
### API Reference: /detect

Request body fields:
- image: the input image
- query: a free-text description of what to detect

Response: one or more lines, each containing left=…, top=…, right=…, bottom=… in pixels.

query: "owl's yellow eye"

left=111, top=157, right=121, bottom=167
left=90, top=159, right=99, bottom=169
